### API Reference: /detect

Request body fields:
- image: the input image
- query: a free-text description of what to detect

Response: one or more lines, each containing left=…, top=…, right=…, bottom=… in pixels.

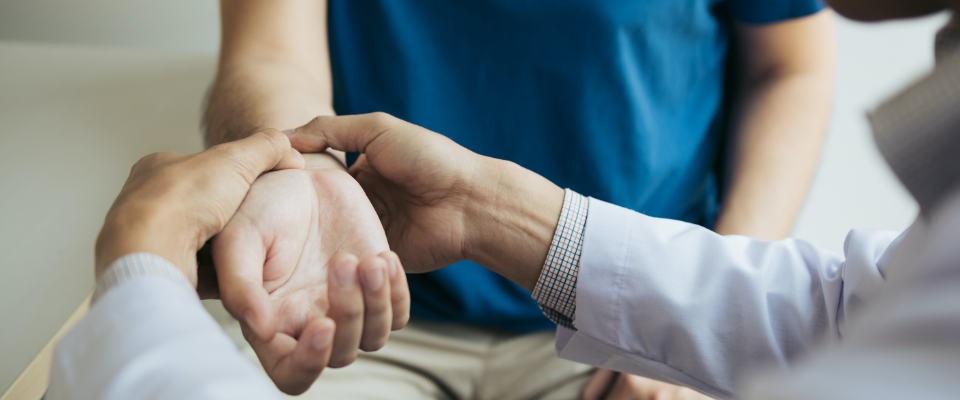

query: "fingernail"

left=335, top=258, right=357, bottom=287
left=312, top=324, right=333, bottom=350
left=362, top=266, right=384, bottom=290
left=295, top=150, right=304, bottom=163
left=282, top=129, right=295, bottom=136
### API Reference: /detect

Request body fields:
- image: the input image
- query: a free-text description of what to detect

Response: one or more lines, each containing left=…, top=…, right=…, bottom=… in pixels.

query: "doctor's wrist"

left=463, top=159, right=565, bottom=292
left=95, top=205, right=199, bottom=288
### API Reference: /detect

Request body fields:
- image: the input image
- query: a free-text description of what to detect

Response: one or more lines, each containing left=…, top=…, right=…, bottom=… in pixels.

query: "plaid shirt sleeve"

left=92, top=253, right=194, bottom=304
left=531, top=189, right=588, bottom=330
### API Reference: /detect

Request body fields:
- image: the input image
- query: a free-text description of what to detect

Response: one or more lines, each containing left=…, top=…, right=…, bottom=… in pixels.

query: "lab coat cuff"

left=573, top=198, right=633, bottom=346
left=93, top=253, right=194, bottom=304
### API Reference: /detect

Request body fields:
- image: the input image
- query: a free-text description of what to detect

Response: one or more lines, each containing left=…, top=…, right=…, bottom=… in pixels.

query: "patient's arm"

left=213, top=168, right=409, bottom=395
left=206, top=0, right=340, bottom=168
left=205, top=2, right=411, bottom=393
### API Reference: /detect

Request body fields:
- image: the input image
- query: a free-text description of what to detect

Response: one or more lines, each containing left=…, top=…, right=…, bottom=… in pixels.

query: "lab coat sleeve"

left=745, top=194, right=960, bottom=400
left=46, top=275, right=281, bottom=400
left=555, top=198, right=902, bottom=399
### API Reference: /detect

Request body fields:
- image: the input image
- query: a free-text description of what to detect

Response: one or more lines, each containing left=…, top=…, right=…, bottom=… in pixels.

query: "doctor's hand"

left=95, top=130, right=304, bottom=283
left=287, top=113, right=564, bottom=292
left=213, top=164, right=409, bottom=395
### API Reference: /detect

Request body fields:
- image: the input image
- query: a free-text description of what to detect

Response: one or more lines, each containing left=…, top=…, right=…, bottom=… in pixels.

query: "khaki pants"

left=216, top=309, right=594, bottom=400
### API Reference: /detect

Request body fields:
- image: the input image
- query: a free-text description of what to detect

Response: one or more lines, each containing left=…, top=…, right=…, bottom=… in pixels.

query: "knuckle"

left=151, top=151, right=181, bottom=161
left=259, top=128, right=287, bottom=143
left=335, top=304, right=364, bottom=322
left=309, top=115, right=335, bottom=127
left=132, top=151, right=176, bottom=173
left=368, top=111, right=392, bottom=120
left=253, top=129, right=290, bottom=151
left=208, top=141, right=242, bottom=159
left=149, top=166, right=187, bottom=190
left=365, top=302, right=389, bottom=317
left=134, top=152, right=160, bottom=167
left=346, top=307, right=364, bottom=322
left=129, top=157, right=151, bottom=176
left=207, top=143, right=256, bottom=174
left=366, top=112, right=396, bottom=129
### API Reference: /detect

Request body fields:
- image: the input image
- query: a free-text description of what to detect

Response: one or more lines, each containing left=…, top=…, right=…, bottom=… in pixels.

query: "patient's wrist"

left=303, top=151, right=347, bottom=171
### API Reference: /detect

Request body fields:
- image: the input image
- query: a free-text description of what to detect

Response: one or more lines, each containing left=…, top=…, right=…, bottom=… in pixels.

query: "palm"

left=217, top=168, right=389, bottom=338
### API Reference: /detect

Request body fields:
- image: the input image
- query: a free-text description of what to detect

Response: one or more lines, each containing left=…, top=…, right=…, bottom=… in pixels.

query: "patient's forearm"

left=714, top=14, right=834, bottom=240
left=204, top=61, right=344, bottom=169
left=714, top=71, right=831, bottom=239
left=208, top=0, right=341, bottom=167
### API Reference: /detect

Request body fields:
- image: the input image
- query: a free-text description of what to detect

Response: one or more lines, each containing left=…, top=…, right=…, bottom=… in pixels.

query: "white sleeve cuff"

left=93, top=253, right=194, bottom=304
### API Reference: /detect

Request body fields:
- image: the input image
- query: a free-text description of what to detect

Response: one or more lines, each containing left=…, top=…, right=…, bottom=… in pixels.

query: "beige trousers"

left=224, top=314, right=595, bottom=400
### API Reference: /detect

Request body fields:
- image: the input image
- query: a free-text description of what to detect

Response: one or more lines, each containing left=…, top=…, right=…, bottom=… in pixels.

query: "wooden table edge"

left=1, top=293, right=91, bottom=400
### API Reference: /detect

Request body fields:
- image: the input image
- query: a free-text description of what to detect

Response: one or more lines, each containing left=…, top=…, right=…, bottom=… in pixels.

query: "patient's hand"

left=213, top=167, right=409, bottom=395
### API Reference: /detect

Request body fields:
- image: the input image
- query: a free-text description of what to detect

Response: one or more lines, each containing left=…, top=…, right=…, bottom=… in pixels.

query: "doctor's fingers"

left=242, top=317, right=334, bottom=395
left=187, top=130, right=305, bottom=237
left=288, top=113, right=444, bottom=168
left=199, top=129, right=304, bottom=185
left=326, top=254, right=364, bottom=368
left=116, top=130, right=302, bottom=225
left=287, top=113, right=400, bottom=154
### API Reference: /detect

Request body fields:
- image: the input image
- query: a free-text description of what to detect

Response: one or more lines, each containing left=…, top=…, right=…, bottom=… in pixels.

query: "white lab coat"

left=557, top=194, right=960, bottom=399
left=46, top=275, right=281, bottom=400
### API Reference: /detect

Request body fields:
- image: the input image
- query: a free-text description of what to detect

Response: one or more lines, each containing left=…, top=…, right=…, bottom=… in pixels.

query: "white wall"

left=791, top=13, right=948, bottom=253
left=0, top=2, right=219, bottom=393
left=0, top=0, right=220, bottom=53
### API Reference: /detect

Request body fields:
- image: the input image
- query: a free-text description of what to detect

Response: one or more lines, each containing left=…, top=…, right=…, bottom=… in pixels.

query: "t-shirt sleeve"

left=727, top=0, right=825, bottom=25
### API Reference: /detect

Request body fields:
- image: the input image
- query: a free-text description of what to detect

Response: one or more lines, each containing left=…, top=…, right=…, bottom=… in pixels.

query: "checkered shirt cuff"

left=92, top=253, right=194, bottom=304
left=532, top=189, right=588, bottom=330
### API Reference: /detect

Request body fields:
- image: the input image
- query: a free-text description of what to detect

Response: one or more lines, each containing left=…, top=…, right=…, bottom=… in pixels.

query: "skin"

left=95, top=131, right=407, bottom=395
left=207, top=1, right=833, bottom=397
left=206, top=0, right=341, bottom=169
left=713, top=11, right=835, bottom=240
left=97, top=0, right=952, bottom=397
left=205, top=0, right=411, bottom=392
left=95, top=131, right=305, bottom=278
left=214, top=169, right=410, bottom=393
left=288, top=114, right=562, bottom=290
left=95, top=132, right=325, bottom=393
left=99, top=2, right=952, bottom=396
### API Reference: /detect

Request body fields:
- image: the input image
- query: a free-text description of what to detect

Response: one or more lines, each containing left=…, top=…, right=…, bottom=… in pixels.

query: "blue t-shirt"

left=328, top=0, right=824, bottom=332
